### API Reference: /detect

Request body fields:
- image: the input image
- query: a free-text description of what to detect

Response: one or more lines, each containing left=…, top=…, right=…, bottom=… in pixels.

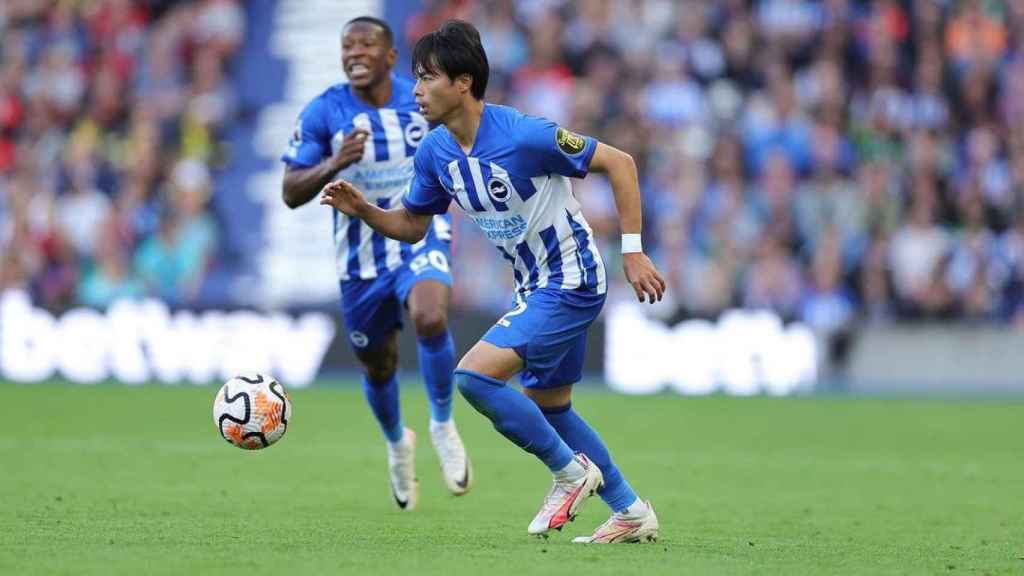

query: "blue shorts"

left=482, top=288, right=606, bottom=389
left=340, top=239, right=452, bottom=351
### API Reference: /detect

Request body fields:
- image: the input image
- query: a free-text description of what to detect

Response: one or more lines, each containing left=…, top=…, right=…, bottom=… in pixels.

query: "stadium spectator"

left=1, top=0, right=241, bottom=310
left=6, top=0, right=1024, bottom=329
left=403, top=0, right=1024, bottom=326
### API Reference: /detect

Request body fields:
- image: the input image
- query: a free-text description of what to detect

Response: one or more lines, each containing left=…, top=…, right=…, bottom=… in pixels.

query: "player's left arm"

left=588, top=142, right=667, bottom=304
left=320, top=180, right=432, bottom=243
left=320, top=136, right=449, bottom=244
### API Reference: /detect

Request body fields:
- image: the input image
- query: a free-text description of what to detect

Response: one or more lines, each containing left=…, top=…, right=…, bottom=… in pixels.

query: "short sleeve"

left=401, top=139, right=451, bottom=215
left=515, top=115, right=598, bottom=178
left=281, top=98, right=331, bottom=168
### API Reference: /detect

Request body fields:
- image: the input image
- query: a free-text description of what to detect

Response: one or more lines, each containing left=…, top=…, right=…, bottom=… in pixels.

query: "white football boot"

left=572, top=500, right=659, bottom=543
left=387, top=427, right=419, bottom=511
left=527, top=453, right=604, bottom=536
left=429, top=419, right=473, bottom=496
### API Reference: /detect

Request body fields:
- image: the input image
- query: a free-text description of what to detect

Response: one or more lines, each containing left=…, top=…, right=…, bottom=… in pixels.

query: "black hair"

left=411, top=19, right=489, bottom=100
left=344, top=16, right=393, bottom=47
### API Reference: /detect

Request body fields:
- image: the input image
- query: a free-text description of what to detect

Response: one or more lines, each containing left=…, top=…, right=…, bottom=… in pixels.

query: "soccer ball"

left=213, top=373, right=292, bottom=450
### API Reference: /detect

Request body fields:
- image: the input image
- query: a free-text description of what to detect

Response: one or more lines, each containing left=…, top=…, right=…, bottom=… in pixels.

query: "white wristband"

left=621, top=233, right=642, bottom=254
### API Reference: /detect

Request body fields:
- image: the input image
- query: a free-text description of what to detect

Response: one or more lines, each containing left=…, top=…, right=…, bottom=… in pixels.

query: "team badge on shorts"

left=349, top=331, right=369, bottom=348
left=556, top=127, right=586, bottom=156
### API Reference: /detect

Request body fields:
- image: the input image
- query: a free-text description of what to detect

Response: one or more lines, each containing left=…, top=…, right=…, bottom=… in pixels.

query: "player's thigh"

left=520, top=328, right=587, bottom=405
left=467, top=293, right=559, bottom=381
left=406, top=280, right=451, bottom=338
left=482, top=289, right=601, bottom=390
left=457, top=340, right=523, bottom=382
left=397, top=242, right=453, bottom=338
left=339, top=278, right=402, bottom=368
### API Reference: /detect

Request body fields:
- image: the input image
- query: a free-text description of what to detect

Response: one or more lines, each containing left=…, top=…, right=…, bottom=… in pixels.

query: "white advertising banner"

left=0, top=290, right=336, bottom=387
left=605, top=303, right=818, bottom=396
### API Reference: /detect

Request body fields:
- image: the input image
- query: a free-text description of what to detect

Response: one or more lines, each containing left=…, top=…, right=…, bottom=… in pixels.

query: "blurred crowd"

left=0, top=0, right=243, bottom=310
left=5, top=0, right=1024, bottom=333
left=410, top=0, right=1024, bottom=330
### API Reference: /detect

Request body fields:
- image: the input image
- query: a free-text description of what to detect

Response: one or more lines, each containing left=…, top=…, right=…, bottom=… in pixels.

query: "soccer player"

left=320, top=20, right=665, bottom=543
left=281, top=17, right=471, bottom=511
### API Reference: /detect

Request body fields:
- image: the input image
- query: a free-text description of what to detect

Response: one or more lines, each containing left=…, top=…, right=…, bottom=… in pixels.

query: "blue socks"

left=417, top=331, right=455, bottom=422
left=541, top=403, right=639, bottom=513
left=362, top=329, right=453, bottom=443
left=362, top=373, right=404, bottom=443
left=454, top=370, right=641, bottom=513
left=454, top=369, right=575, bottom=472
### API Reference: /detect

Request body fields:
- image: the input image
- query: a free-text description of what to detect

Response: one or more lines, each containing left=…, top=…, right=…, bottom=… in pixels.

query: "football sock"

left=541, top=403, right=639, bottom=513
left=417, top=331, right=455, bottom=423
left=454, top=369, right=574, bottom=472
left=362, top=373, right=404, bottom=444
left=622, top=497, right=646, bottom=517
left=554, top=455, right=586, bottom=481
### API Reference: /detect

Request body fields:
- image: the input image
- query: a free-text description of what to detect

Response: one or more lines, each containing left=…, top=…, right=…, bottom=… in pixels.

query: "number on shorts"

left=496, top=300, right=527, bottom=328
left=409, top=250, right=449, bottom=275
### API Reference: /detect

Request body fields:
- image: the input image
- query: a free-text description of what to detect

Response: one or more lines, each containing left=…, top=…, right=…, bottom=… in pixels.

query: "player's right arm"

left=282, top=130, right=366, bottom=208
left=280, top=97, right=368, bottom=209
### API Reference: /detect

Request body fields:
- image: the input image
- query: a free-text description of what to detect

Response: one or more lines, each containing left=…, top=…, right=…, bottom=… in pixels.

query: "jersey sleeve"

left=515, top=115, right=598, bottom=178
left=401, top=139, right=451, bottom=215
left=281, top=98, right=331, bottom=168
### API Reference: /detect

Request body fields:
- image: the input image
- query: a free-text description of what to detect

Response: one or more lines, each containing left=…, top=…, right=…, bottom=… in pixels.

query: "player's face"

left=341, top=23, right=396, bottom=89
left=413, top=69, right=462, bottom=123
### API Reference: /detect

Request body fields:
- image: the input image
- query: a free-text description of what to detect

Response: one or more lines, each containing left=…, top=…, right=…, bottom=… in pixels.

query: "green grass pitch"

left=1, top=382, right=1021, bottom=575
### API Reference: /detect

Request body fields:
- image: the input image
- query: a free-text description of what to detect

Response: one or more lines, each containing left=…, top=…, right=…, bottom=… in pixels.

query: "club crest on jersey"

left=404, top=122, right=426, bottom=148
left=556, top=127, right=586, bottom=156
left=487, top=176, right=513, bottom=203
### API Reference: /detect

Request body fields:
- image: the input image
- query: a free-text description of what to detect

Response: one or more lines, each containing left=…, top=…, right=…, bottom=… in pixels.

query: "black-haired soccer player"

left=281, top=16, right=471, bottom=511
left=321, top=19, right=663, bottom=543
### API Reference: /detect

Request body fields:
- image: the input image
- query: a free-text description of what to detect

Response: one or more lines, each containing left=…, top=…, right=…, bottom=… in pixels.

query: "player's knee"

left=524, top=385, right=573, bottom=409
left=364, top=363, right=396, bottom=385
left=411, top=308, right=447, bottom=339
left=454, top=371, right=498, bottom=413
left=454, top=371, right=476, bottom=399
left=360, top=352, right=398, bottom=384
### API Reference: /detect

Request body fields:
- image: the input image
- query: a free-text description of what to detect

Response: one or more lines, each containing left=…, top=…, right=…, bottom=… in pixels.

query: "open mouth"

left=347, top=63, right=370, bottom=80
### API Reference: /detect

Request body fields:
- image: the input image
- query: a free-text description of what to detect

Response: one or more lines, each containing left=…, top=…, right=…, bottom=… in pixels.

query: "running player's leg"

left=454, top=290, right=603, bottom=534
left=406, top=277, right=473, bottom=495
left=455, top=341, right=575, bottom=474
left=523, top=349, right=658, bottom=543
left=400, top=245, right=456, bottom=425
left=525, top=375, right=639, bottom=515
left=341, top=278, right=417, bottom=510
left=354, top=333, right=403, bottom=444
left=342, top=278, right=406, bottom=443
left=407, top=281, right=454, bottom=422
left=397, top=242, right=471, bottom=494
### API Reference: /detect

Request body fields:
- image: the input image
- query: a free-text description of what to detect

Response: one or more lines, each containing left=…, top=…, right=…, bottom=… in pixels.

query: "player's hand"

left=623, top=252, right=667, bottom=304
left=330, top=128, right=369, bottom=171
left=319, top=179, right=369, bottom=217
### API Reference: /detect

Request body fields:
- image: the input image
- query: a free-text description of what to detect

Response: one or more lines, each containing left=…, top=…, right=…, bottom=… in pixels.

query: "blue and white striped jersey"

left=282, top=74, right=451, bottom=281
left=402, top=104, right=607, bottom=299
